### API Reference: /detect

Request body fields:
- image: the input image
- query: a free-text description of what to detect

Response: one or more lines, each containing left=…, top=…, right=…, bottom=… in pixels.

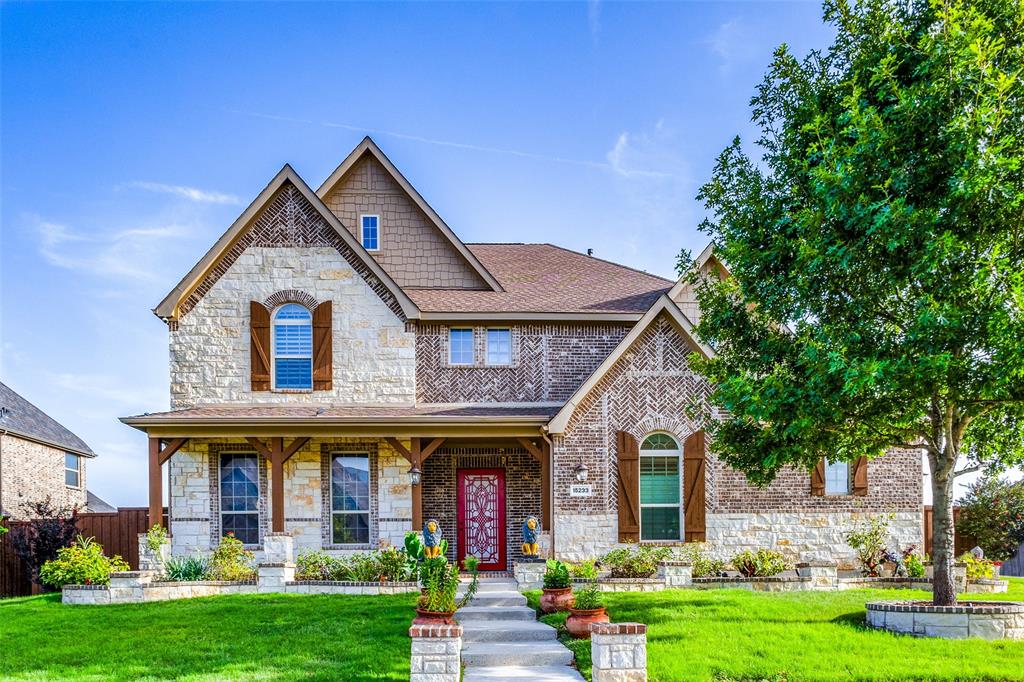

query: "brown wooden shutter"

left=810, top=459, right=826, bottom=496
left=616, top=431, right=640, bottom=543
left=250, top=301, right=271, bottom=391
left=683, top=430, right=707, bottom=542
left=852, top=456, right=868, bottom=496
left=312, top=300, right=333, bottom=391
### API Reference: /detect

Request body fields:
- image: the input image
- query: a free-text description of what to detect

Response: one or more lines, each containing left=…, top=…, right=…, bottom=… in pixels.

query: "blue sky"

left=1, top=1, right=841, bottom=506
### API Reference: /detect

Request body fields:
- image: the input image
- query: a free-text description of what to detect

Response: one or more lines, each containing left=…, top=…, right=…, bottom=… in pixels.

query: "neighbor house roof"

left=0, top=381, right=95, bottom=457
left=86, top=491, right=117, bottom=513
left=408, top=244, right=673, bottom=320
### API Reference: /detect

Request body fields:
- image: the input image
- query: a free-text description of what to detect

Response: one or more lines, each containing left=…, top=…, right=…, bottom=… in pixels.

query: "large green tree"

left=690, top=0, right=1024, bottom=605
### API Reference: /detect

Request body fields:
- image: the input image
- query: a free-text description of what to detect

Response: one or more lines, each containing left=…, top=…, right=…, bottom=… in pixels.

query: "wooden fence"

left=0, top=507, right=163, bottom=598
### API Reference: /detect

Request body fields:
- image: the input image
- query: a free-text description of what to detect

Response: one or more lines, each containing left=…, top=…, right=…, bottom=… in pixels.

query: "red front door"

left=457, top=468, right=506, bottom=571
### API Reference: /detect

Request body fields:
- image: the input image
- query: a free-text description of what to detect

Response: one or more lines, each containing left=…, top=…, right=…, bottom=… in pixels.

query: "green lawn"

left=0, top=592, right=417, bottom=681
left=530, top=578, right=1024, bottom=682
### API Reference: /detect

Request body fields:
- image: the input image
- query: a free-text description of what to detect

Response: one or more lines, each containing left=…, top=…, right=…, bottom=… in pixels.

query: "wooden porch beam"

left=411, top=438, right=423, bottom=531
left=269, top=437, right=286, bottom=533
left=541, top=439, right=551, bottom=533
left=420, top=437, right=446, bottom=461
left=148, top=437, right=163, bottom=529
left=156, top=438, right=189, bottom=466
left=384, top=437, right=413, bottom=464
left=282, top=437, right=310, bottom=462
left=245, top=436, right=273, bottom=460
left=516, top=437, right=544, bottom=463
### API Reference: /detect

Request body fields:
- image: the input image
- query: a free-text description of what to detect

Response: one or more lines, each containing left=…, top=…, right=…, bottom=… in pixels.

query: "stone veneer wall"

left=416, top=322, right=630, bottom=403
left=0, top=434, right=87, bottom=518
left=168, top=438, right=411, bottom=556
left=322, top=154, right=486, bottom=289
left=421, top=446, right=541, bottom=568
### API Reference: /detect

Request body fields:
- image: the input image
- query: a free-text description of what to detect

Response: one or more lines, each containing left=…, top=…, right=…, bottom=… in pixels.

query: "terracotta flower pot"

left=566, top=607, right=610, bottom=639
left=540, top=587, right=574, bottom=613
left=413, top=608, right=456, bottom=625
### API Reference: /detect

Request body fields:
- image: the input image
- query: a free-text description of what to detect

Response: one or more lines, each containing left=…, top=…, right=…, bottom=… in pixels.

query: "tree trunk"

left=930, top=462, right=958, bottom=606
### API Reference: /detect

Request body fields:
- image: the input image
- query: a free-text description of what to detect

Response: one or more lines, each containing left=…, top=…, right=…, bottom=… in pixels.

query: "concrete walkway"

left=456, top=577, right=584, bottom=681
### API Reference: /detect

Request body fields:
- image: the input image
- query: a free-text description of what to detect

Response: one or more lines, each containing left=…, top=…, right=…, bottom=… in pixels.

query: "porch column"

left=411, top=437, right=423, bottom=530
left=148, top=437, right=162, bottom=529
left=270, top=437, right=285, bottom=533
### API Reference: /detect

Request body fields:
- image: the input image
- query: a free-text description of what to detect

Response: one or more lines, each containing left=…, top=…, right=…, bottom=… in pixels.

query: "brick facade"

left=0, top=434, right=87, bottom=518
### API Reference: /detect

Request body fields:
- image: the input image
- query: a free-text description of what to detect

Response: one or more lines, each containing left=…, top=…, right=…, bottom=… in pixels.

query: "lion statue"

left=521, top=516, right=541, bottom=558
left=422, top=519, right=443, bottom=558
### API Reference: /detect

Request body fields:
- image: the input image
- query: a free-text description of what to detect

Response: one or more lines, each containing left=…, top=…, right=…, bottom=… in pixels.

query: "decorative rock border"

left=837, top=577, right=935, bottom=591
left=691, top=576, right=812, bottom=592
left=574, top=578, right=666, bottom=593
left=866, top=601, right=1024, bottom=640
left=286, top=581, right=419, bottom=595
left=967, top=579, right=1010, bottom=594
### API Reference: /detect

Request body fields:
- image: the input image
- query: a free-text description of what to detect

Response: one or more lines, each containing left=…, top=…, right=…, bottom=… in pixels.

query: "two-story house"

left=122, top=138, right=923, bottom=568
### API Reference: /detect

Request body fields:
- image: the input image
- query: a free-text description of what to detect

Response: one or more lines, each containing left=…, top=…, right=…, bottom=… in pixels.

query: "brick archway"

left=263, top=289, right=319, bottom=311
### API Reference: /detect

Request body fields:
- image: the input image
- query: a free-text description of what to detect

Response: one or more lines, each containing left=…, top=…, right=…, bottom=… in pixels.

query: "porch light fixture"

left=574, top=461, right=589, bottom=482
left=408, top=464, right=422, bottom=486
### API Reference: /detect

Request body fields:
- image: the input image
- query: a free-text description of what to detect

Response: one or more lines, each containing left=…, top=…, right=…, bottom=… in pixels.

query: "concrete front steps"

left=457, top=578, right=583, bottom=682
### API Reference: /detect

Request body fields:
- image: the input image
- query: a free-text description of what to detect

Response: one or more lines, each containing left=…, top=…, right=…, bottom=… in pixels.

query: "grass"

left=528, top=578, right=1024, bottom=681
left=0, top=591, right=417, bottom=681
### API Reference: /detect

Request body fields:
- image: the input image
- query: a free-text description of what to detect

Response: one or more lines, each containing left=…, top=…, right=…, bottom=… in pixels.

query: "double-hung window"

left=824, top=459, right=851, bottom=495
left=639, top=433, right=682, bottom=541
left=331, top=454, right=370, bottom=545
left=65, top=453, right=81, bottom=488
left=273, top=304, right=313, bottom=390
left=220, top=453, right=260, bottom=545
left=449, top=328, right=474, bottom=365
left=486, top=328, right=511, bottom=365
left=361, top=215, right=380, bottom=251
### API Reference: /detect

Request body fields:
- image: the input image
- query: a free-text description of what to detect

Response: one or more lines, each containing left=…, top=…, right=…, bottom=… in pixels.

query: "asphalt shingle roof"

left=0, top=381, right=95, bottom=456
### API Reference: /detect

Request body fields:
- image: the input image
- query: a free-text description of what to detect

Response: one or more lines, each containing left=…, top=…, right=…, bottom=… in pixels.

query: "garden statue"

left=971, top=546, right=985, bottom=560
left=422, top=519, right=443, bottom=558
left=521, top=516, right=541, bottom=558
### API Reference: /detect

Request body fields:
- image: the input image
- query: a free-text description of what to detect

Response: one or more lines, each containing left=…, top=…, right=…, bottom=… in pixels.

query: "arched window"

left=272, top=303, right=313, bottom=390
left=639, top=433, right=682, bottom=541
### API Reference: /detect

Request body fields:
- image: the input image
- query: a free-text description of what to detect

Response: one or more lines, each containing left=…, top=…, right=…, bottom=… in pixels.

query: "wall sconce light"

left=408, top=464, right=422, bottom=486
left=574, top=461, right=589, bottom=482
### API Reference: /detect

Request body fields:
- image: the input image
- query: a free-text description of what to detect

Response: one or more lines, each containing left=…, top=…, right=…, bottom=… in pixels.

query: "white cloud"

left=588, top=0, right=602, bottom=41
left=45, top=371, right=166, bottom=409
left=123, top=181, right=241, bottom=205
left=706, top=19, right=760, bottom=73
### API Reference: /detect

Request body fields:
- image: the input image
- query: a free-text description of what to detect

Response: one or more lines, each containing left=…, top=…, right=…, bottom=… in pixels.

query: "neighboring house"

left=0, top=381, right=96, bottom=519
left=122, top=137, right=922, bottom=569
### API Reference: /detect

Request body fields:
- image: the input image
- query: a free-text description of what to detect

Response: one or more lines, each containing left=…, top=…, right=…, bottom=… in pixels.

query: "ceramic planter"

left=540, top=587, right=574, bottom=613
left=566, top=607, right=610, bottom=639
left=413, top=608, right=456, bottom=625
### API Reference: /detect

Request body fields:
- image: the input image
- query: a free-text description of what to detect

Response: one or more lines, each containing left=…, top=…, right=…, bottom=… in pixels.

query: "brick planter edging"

left=590, top=622, right=647, bottom=635
left=866, top=601, right=1024, bottom=640
left=410, top=623, right=462, bottom=682
left=409, top=623, right=463, bottom=638
left=866, top=601, right=1024, bottom=614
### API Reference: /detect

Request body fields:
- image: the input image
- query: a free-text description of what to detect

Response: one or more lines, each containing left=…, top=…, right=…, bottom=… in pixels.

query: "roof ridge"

left=540, top=243, right=674, bottom=284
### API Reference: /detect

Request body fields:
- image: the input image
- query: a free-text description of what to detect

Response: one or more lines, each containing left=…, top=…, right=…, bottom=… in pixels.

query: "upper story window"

left=220, top=452, right=260, bottom=545
left=273, top=304, right=313, bottom=390
left=449, top=328, right=474, bottom=365
left=331, top=454, right=370, bottom=545
left=825, top=459, right=851, bottom=495
left=639, top=433, right=681, bottom=541
left=65, top=453, right=81, bottom=488
left=486, top=328, right=511, bottom=366
left=361, top=215, right=380, bottom=251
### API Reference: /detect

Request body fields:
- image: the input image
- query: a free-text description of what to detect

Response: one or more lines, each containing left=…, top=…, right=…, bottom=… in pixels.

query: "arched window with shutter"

left=272, top=303, right=313, bottom=390
left=639, top=433, right=682, bottom=541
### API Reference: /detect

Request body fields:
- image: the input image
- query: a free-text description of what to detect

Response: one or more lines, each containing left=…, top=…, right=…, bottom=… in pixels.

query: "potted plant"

left=566, top=584, right=609, bottom=638
left=540, top=559, right=573, bottom=613
left=415, top=555, right=479, bottom=624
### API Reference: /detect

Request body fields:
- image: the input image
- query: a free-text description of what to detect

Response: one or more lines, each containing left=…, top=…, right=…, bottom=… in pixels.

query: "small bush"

left=569, top=559, right=599, bottom=580
left=543, top=559, right=571, bottom=589
left=845, top=514, right=893, bottom=577
left=145, top=525, right=168, bottom=552
left=730, top=549, right=789, bottom=578
left=902, top=546, right=926, bottom=579
left=680, top=543, right=727, bottom=578
left=209, top=534, right=256, bottom=581
left=38, top=535, right=129, bottom=589
left=11, top=498, right=80, bottom=589
left=572, top=584, right=604, bottom=610
left=377, top=546, right=411, bottom=582
left=165, top=555, right=211, bottom=581
left=295, top=550, right=338, bottom=580
left=961, top=553, right=995, bottom=580
left=601, top=546, right=672, bottom=579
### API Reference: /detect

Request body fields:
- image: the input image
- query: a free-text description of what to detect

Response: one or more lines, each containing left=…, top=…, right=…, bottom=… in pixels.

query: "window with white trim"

left=449, top=328, right=474, bottom=365
left=65, top=453, right=81, bottom=488
left=824, top=459, right=851, bottom=495
left=331, top=453, right=370, bottom=545
left=361, top=215, right=380, bottom=251
left=486, top=328, right=511, bottom=365
left=273, top=303, right=313, bottom=390
left=219, top=452, right=260, bottom=545
left=639, top=433, right=682, bottom=541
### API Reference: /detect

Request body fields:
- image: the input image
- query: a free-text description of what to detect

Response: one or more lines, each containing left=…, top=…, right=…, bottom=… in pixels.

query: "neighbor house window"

left=449, top=328, right=474, bottom=365
left=65, top=453, right=81, bottom=488
left=273, top=303, right=313, bottom=390
left=331, top=454, right=370, bottom=545
left=486, top=328, right=511, bottom=365
left=825, top=459, right=851, bottom=495
left=361, top=215, right=379, bottom=251
left=639, top=433, right=682, bottom=541
left=220, top=453, right=260, bottom=545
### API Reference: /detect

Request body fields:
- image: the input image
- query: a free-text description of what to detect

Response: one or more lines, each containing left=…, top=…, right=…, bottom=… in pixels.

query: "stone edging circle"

left=865, top=600, right=1024, bottom=614
left=865, top=600, right=1024, bottom=640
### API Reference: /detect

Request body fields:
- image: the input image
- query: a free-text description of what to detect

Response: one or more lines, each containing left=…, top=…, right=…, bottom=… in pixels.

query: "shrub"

left=417, top=555, right=478, bottom=613
left=543, top=559, right=571, bottom=589
left=11, top=498, right=80, bottom=589
left=377, top=546, right=411, bottom=582
left=209, top=534, right=256, bottom=581
left=145, top=525, right=168, bottom=552
left=165, top=555, right=211, bottom=581
left=38, top=535, right=129, bottom=589
left=601, top=546, right=672, bottom=579
left=956, top=476, right=1024, bottom=561
left=845, top=514, right=893, bottom=577
left=680, top=543, right=727, bottom=578
left=571, top=584, right=604, bottom=610
left=295, top=550, right=338, bottom=581
left=569, top=559, right=599, bottom=580
left=730, top=549, right=789, bottom=578
left=346, top=553, right=383, bottom=582
left=961, top=553, right=995, bottom=580
left=902, top=546, right=926, bottom=579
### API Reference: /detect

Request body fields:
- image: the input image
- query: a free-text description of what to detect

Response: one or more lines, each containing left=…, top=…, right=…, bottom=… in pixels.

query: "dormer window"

left=272, top=303, right=313, bottom=390
left=361, top=215, right=380, bottom=251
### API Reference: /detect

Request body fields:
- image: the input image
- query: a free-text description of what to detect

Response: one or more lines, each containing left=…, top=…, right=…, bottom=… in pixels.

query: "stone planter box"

left=866, top=601, right=1024, bottom=639
left=583, top=578, right=665, bottom=593
left=837, top=577, right=934, bottom=591
left=691, top=576, right=811, bottom=592
left=63, top=580, right=258, bottom=605
left=285, top=580, right=419, bottom=595
left=966, top=579, right=1009, bottom=594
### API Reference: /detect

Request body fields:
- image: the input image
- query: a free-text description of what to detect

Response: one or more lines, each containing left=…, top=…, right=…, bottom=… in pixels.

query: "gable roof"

left=667, top=241, right=730, bottom=301
left=317, top=137, right=503, bottom=292
left=545, top=295, right=714, bottom=434
left=153, top=164, right=420, bottom=322
left=407, top=244, right=673, bottom=320
left=0, top=381, right=95, bottom=457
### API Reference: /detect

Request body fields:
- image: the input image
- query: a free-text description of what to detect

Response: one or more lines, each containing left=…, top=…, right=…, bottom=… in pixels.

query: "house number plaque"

left=569, top=484, right=592, bottom=497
